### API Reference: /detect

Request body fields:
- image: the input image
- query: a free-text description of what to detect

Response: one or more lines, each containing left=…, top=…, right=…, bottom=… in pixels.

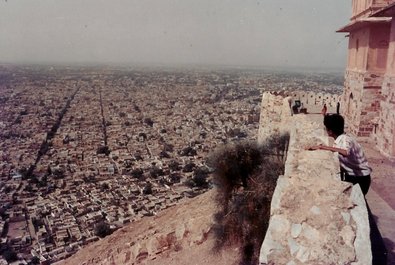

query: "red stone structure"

left=337, top=0, right=395, bottom=158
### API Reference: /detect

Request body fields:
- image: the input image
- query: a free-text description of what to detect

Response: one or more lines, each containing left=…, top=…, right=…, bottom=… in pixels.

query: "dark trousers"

left=341, top=170, right=371, bottom=195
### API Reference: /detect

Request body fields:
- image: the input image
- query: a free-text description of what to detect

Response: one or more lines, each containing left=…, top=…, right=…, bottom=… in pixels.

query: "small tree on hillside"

left=209, top=133, right=289, bottom=265
left=95, top=222, right=112, bottom=238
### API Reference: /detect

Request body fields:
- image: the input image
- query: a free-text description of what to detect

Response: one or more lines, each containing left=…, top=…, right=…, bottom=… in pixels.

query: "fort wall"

left=258, top=92, right=371, bottom=264
left=377, top=74, right=395, bottom=157
left=342, top=70, right=383, bottom=137
left=338, top=0, right=395, bottom=158
left=269, top=90, right=340, bottom=110
left=268, top=85, right=394, bottom=158
left=376, top=17, right=395, bottom=158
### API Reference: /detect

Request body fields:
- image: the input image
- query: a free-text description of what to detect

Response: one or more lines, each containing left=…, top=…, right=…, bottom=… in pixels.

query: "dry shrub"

left=209, top=133, right=289, bottom=265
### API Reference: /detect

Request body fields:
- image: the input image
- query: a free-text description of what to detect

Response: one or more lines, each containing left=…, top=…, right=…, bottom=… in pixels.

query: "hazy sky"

left=0, top=0, right=351, bottom=69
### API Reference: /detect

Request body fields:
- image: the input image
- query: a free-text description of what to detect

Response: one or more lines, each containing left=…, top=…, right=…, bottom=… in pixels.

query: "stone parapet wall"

left=270, top=90, right=341, bottom=110
left=377, top=74, right=395, bottom=157
left=257, top=93, right=292, bottom=144
left=258, top=93, right=371, bottom=264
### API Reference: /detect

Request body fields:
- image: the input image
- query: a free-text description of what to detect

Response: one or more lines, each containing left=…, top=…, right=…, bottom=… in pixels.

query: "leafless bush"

left=209, top=133, right=289, bottom=265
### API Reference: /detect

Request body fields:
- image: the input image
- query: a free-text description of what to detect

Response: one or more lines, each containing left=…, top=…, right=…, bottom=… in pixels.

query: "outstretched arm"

left=306, top=144, right=348, bottom=157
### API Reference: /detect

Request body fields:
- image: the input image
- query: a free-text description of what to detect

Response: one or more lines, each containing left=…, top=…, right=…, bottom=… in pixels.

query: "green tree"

left=143, top=183, right=153, bottom=195
left=97, top=145, right=111, bottom=156
left=2, top=248, right=18, bottom=263
left=95, top=222, right=112, bottom=238
left=143, top=117, right=154, bottom=127
left=29, top=256, right=40, bottom=265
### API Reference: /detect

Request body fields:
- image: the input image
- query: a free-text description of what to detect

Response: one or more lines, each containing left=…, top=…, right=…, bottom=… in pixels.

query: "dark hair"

left=323, top=114, right=344, bottom=136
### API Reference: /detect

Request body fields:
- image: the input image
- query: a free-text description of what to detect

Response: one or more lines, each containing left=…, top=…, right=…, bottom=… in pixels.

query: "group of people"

left=321, top=102, right=340, bottom=116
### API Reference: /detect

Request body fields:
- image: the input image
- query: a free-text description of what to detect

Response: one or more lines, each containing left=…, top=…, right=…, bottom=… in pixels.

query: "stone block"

left=259, top=109, right=371, bottom=264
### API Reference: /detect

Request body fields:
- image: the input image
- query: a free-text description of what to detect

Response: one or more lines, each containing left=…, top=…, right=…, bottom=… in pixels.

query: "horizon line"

left=0, top=61, right=346, bottom=74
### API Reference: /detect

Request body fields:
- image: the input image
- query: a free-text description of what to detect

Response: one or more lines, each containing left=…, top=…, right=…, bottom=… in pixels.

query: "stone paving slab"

left=367, top=187, right=395, bottom=264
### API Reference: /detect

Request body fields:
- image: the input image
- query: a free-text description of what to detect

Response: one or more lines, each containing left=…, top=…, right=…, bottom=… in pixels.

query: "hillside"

left=58, top=137, right=395, bottom=265
left=59, top=189, right=240, bottom=265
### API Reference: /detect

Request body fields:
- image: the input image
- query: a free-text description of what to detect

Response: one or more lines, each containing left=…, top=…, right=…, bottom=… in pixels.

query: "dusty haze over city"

left=0, top=0, right=350, bottom=70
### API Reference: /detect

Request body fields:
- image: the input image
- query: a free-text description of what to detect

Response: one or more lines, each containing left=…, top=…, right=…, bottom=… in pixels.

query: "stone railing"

left=258, top=92, right=371, bottom=265
left=269, top=90, right=341, bottom=110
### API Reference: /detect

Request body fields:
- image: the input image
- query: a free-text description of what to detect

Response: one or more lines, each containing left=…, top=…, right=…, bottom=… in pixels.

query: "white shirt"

left=334, top=134, right=372, bottom=176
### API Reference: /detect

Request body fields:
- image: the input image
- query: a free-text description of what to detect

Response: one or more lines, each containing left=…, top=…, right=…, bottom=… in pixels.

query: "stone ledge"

left=258, top=93, right=371, bottom=265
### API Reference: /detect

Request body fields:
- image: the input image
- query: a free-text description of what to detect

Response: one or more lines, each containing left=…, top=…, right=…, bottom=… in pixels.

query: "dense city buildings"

left=0, top=65, right=342, bottom=264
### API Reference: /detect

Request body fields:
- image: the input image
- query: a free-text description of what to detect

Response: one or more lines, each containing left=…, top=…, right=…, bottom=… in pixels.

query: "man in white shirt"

left=307, top=114, right=372, bottom=195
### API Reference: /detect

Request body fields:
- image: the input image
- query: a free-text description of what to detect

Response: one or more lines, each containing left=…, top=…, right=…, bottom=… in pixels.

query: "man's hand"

left=305, top=144, right=322, bottom=151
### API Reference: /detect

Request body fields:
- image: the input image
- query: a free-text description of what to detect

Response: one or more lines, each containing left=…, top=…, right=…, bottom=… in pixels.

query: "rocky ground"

left=59, top=131, right=395, bottom=265
left=58, top=189, right=241, bottom=265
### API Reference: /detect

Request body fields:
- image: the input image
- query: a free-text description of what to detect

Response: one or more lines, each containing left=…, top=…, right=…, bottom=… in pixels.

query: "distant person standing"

left=306, top=114, right=372, bottom=195
left=321, top=103, right=327, bottom=115
left=336, top=102, right=340, bottom=115
left=287, top=97, right=293, bottom=116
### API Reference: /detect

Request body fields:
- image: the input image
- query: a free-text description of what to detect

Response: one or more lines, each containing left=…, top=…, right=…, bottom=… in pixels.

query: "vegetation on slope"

left=208, top=133, right=289, bottom=265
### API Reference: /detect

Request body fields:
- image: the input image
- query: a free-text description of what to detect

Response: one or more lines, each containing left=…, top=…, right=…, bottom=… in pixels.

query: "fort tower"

left=337, top=0, right=395, bottom=157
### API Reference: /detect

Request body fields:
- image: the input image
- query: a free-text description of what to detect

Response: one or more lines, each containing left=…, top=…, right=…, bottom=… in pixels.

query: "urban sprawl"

left=0, top=65, right=342, bottom=264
